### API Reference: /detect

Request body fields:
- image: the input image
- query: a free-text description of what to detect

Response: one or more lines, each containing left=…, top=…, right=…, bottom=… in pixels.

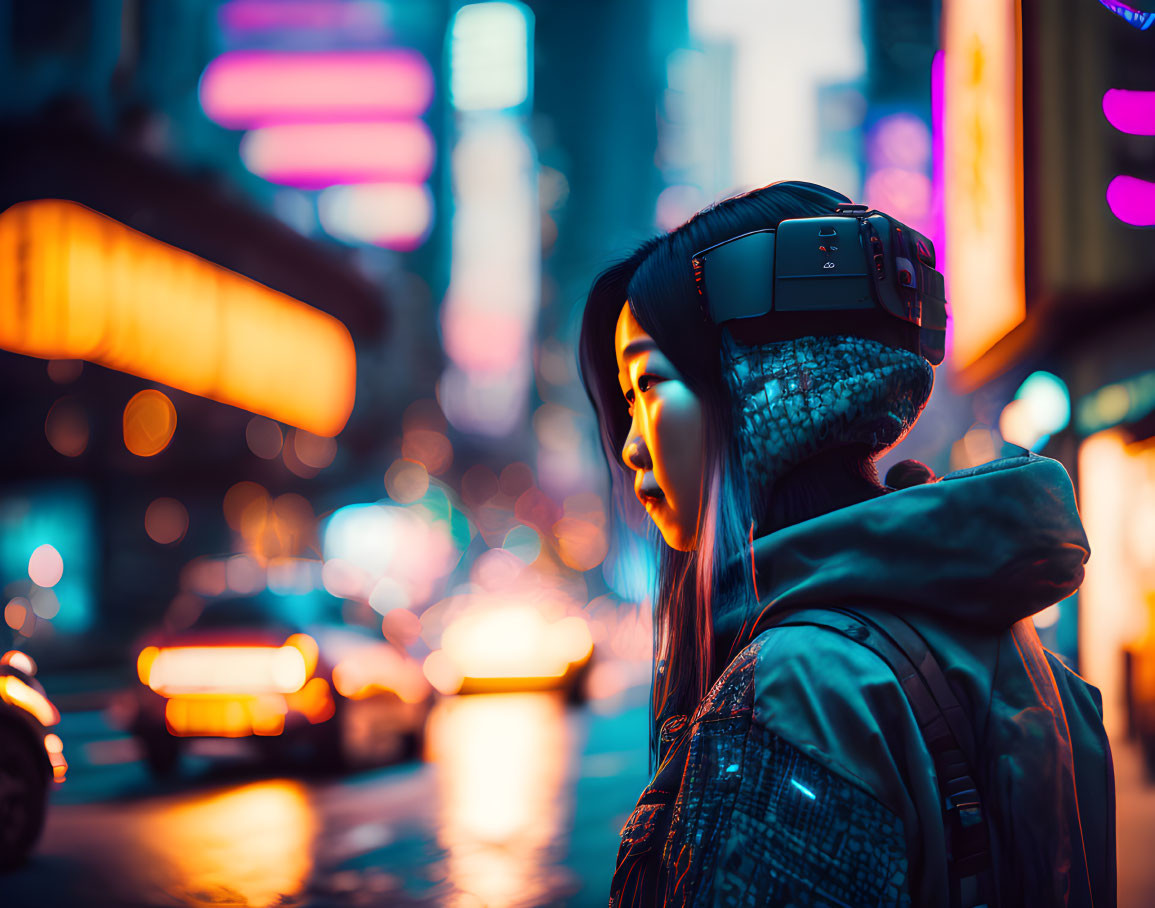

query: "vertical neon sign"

left=439, top=2, right=539, bottom=437
left=1102, top=88, right=1155, bottom=227
left=942, top=0, right=1026, bottom=374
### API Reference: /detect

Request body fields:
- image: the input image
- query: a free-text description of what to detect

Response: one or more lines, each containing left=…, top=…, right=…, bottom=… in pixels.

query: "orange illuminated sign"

left=942, top=0, right=1025, bottom=375
left=0, top=200, right=356, bottom=437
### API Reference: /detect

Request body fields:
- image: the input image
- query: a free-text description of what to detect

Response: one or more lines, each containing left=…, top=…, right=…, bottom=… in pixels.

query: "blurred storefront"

left=941, top=0, right=1155, bottom=729
left=0, top=1, right=448, bottom=656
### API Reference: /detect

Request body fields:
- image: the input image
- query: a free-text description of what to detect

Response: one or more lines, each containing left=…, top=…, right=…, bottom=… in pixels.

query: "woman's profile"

left=578, top=181, right=1115, bottom=907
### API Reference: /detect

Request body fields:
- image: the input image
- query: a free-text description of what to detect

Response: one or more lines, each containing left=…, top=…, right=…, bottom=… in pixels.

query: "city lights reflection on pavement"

left=428, top=692, right=578, bottom=907
left=4, top=678, right=649, bottom=906
left=132, top=780, right=317, bottom=907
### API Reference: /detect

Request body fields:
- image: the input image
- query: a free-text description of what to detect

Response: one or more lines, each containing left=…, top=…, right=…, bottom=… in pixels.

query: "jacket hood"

left=716, top=453, right=1090, bottom=654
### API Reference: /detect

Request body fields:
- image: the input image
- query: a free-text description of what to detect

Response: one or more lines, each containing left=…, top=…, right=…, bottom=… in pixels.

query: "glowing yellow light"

left=0, top=200, right=356, bottom=437
left=43, top=732, right=63, bottom=754
left=943, top=0, right=1025, bottom=375
left=437, top=607, right=593, bottom=690
left=145, top=645, right=307, bottom=696
left=0, top=675, right=60, bottom=726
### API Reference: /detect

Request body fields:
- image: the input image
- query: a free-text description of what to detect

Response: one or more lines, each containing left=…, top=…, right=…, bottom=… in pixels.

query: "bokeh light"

left=46, top=359, right=83, bottom=383
left=224, top=481, right=269, bottom=532
left=30, top=588, right=60, bottom=619
left=385, top=459, right=430, bottom=504
left=402, top=429, right=453, bottom=475
left=461, top=464, right=500, bottom=510
left=45, top=397, right=89, bottom=457
left=999, top=371, right=1071, bottom=450
left=245, top=416, right=283, bottom=459
left=292, top=429, right=337, bottom=470
left=28, top=543, right=64, bottom=587
left=503, top=525, right=542, bottom=564
left=123, top=389, right=177, bottom=457
left=145, top=498, right=189, bottom=545
left=381, top=608, right=422, bottom=647
left=4, top=597, right=30, bottom=632
left=318, top=182, right=434, bottom=250
left=449, top=2, right=532, bottom=112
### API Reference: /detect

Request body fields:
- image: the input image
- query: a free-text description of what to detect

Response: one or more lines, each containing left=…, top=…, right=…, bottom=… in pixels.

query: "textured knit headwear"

left=722, top=333, right=933, bottom=523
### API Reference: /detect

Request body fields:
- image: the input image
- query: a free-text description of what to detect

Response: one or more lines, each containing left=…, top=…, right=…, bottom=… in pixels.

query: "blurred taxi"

left=422, top=606, right=594, bottom=702
left=128, top=597, right=431, bottom=776
left=0, top=650, right=66, bottom=869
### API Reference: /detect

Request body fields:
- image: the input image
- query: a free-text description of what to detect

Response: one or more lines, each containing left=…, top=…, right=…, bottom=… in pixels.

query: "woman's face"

left=615, top=302, right=705, bottom=552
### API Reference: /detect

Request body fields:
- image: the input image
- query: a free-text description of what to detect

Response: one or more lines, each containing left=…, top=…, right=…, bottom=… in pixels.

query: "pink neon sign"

left=1102, top=89, right=1155, bottom=136
left=200, top=50, right=434, bottom=127
left=1106, top=176, right=1155, bottom=227
left=220, top=1, right=391, bottom=38
left=240, top=121, right=435, bottom=188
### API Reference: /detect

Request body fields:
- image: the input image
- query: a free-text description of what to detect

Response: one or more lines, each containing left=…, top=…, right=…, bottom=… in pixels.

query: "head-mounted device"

left=691, top=203, right=948, bottom=365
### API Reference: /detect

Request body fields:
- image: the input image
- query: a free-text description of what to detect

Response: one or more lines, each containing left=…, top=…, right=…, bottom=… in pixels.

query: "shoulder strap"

left=769, top=606, right=997, bottom=908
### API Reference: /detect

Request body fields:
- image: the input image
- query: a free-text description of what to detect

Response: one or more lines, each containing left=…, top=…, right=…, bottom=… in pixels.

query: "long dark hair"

left=578, top=181, right=854, bottom=755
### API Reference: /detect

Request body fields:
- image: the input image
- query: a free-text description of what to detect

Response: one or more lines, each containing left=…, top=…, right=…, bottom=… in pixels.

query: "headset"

left=691, top=203, right=948, bottom=365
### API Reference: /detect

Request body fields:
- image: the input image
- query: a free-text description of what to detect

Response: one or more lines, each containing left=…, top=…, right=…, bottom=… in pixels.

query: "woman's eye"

left=637, top=374, right=657, bottom=393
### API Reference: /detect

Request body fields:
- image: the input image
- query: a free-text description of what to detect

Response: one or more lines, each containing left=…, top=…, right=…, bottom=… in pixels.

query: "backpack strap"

left=768, top=605, right=997, bottom=908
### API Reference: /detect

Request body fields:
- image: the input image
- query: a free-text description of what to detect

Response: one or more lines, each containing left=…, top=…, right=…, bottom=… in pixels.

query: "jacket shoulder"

left=745, top=620, right=939, bottom=833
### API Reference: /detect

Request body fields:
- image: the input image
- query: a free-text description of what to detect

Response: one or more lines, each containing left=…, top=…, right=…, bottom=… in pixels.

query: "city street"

left=4, top=683, right=651, bottom=907
left=11, top=680, right=1155, bottom=907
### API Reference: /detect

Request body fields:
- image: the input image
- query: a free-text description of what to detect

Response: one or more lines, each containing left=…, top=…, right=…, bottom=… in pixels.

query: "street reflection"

left=428, top=692, right=574, bottom=907
left=135, top=779, right=318, bottom=907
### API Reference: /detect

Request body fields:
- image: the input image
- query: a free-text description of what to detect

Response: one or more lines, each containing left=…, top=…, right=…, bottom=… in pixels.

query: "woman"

left=579, top=181, right=1115, bottom=907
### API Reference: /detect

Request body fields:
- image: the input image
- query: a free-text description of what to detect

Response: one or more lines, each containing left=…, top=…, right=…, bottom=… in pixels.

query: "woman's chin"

left=654, top=514, right=697, bottom=552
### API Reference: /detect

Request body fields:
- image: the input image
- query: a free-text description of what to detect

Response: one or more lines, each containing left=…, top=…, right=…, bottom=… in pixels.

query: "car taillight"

left=142, top=646, right=308, bottom=696
left=0, top=675, right=60, bottom=727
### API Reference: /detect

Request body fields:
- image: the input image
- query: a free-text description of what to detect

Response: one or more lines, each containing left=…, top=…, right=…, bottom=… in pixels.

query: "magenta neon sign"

left=1103, top=88, right=1155, bottom=226
left=200, top=50, right=434, bottom=128
left=1102, top=89, right=1155, bottom=136
left=1106, top=176, right=1155, bottom=227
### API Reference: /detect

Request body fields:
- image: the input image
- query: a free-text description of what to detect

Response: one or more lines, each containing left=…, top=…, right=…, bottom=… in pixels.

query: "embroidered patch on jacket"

left=669, top=726, right=910, bottom=908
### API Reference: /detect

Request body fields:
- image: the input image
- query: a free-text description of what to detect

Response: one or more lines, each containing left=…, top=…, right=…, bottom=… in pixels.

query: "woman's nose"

left=621, top=431, right=652, bottom=471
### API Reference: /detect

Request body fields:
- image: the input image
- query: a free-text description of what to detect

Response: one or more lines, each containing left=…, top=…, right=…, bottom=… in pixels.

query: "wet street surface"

left=5, top=684, right=650, bottom=907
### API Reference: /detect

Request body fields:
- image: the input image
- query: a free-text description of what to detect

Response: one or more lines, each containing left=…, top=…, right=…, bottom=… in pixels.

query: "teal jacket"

left=611, top=454, right=1115, bottom=906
